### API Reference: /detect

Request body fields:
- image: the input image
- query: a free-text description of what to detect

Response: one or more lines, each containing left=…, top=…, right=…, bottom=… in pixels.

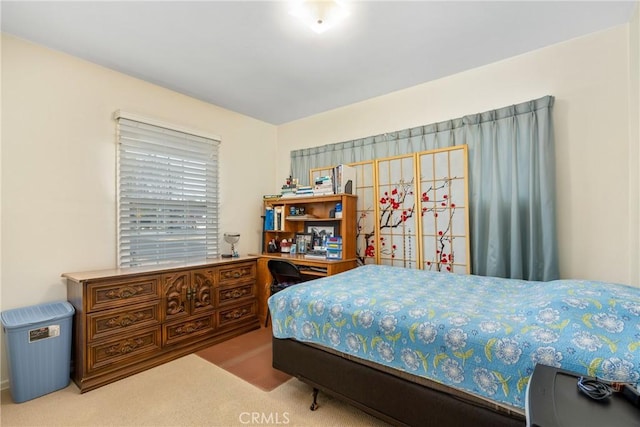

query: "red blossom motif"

left=375, top=178, right=416, bottom=260
left=379, top=179, right=415, bottom=231
left=420, top=177, right=460, bottom=273
left=357, top=174, right=462, bottom=271
left=365, top=246, right=375, bottom=257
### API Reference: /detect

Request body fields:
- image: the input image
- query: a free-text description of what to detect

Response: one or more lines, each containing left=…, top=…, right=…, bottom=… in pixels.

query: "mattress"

left=268, top=264, right=640, bottom=410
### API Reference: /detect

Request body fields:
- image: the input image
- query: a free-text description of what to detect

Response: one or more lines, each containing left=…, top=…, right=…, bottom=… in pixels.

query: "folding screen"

left=310, top=145, right=470, bottom=273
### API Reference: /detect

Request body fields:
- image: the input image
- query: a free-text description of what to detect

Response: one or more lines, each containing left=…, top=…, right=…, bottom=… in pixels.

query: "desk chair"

left=265, top=259, right=303, bottom=327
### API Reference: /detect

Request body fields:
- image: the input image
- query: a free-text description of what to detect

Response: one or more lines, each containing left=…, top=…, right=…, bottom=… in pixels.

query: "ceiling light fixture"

left=289, top=0, right=350, bottom=34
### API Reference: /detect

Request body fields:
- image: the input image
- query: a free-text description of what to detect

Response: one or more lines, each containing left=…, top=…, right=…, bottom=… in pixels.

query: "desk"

left=526, top=364, right=639, bottom=427
left=254, top=253, right=358, bottom=325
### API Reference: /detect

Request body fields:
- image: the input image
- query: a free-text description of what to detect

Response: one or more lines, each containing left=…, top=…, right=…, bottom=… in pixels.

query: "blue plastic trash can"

left=1, top=301, right=75, bottom=403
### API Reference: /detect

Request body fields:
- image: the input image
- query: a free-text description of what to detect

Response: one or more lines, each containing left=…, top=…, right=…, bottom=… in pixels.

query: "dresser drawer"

left=87, top=301, right=161, bottom=342
left=218, top=301, right=257, bottom=327
left=217, top=282, right=255, bottom=306
left=217, top=262, right=256, bottom=286
left=87, top=275, right=160, bottom=312
left=88, top=327, right=161, bottom=373
left=162, top=313, right=215, bottom=347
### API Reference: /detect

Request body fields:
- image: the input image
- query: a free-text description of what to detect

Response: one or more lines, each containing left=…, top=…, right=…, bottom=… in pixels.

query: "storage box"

left=326, top=236, right=343, bottom=260
left=1, top=301, right=75, bottom=403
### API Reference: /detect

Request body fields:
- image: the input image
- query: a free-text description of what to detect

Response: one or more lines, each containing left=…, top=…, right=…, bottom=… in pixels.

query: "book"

left=264, top=207, right=274, bottom=230
left=333, top=164, right=356, bottom=195
left=280, top=192, right=299, bottom=199
left=274, top=206, right=285, bottom=231
left=296, top=185, right=314, bottom=195
left=286, top=214, right=317, bottom=220
left=313, top=175, right=334, bottom=195
left=281, top=187, right=295, bottom=195
left=304, top=250, right=327, bottom=260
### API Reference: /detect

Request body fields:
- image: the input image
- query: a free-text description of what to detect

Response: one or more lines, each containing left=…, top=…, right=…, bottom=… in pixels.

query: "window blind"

left=116, top=115, right=220, bottom=267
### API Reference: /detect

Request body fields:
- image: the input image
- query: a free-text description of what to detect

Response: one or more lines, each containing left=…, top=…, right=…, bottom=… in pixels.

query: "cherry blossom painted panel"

left=308, top=145, right=469, bottom=273
left=418, top=145, right=470, bottom=273
left=351, top=161, right=377, bottom=264
left=376, top=155, right=418, bottom=268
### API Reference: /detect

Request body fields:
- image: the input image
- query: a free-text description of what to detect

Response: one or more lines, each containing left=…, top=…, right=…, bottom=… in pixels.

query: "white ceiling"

left=1, top=1, right=636, bottom=125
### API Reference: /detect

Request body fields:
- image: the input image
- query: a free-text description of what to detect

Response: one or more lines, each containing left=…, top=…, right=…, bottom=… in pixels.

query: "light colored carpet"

left=0, top=354, right=390, bottom=426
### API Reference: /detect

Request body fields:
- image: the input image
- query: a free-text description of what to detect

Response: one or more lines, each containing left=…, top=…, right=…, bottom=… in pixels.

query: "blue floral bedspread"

left=268, top=264, right=640, bottom=409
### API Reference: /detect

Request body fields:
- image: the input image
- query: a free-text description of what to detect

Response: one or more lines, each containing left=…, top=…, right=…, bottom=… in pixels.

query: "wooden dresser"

left=63, top=256, right=259, bottom=392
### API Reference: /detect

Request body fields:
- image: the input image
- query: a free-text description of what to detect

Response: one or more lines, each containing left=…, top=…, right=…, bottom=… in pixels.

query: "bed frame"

left=273, top=337, right=526, bottom=426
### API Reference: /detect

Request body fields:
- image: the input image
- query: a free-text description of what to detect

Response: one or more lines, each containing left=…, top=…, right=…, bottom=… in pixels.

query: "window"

left=115, top=111, right=220, bottom=267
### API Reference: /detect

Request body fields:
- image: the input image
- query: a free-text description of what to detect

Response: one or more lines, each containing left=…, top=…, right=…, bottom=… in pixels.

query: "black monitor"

left=526, top=364, right=639, bottom=427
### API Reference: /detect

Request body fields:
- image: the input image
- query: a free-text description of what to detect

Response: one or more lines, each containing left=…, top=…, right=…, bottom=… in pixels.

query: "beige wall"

left=278, top=24, right=638, bottom=287
left=2, top=10, right=639, bottom=387
left=629, top=3, right=640, bottom=287
left=1, top=34, right=277, bottom=383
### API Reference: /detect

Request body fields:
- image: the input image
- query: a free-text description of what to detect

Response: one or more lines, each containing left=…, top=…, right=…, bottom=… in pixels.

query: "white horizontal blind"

left=116, top=116, right=220, bottom=267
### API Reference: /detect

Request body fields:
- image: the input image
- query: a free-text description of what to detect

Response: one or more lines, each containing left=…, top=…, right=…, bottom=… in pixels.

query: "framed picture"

left=305, top=223, right=336, bottom=249
left=295, top=233, right=313, bottom=254
left=306, top=224, right=335, bottom=237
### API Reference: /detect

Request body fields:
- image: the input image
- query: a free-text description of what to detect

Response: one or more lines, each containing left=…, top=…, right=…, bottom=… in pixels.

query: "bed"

left=268, top=264, right=640, bottom=426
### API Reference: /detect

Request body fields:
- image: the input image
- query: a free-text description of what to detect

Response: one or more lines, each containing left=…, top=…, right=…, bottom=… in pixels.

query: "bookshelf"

left=257, top=194, right=358, bottom=325
left=262, top=194, right=357, bottom=260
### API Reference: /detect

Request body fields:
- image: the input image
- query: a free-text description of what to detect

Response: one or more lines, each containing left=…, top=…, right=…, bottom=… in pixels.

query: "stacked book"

left=313, top=175, right=334, bottom=195
left=280, top=184, right=296, bottom=198
left=295, top=185, right=313, bottom=196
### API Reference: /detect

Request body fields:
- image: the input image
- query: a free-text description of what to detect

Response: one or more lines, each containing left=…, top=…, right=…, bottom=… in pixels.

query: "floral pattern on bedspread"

left=268, top=264, right=640, bottom=409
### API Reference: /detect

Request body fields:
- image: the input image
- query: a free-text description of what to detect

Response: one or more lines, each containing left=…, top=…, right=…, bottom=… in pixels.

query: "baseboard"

left=1, top=379, right=9, bottom=391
